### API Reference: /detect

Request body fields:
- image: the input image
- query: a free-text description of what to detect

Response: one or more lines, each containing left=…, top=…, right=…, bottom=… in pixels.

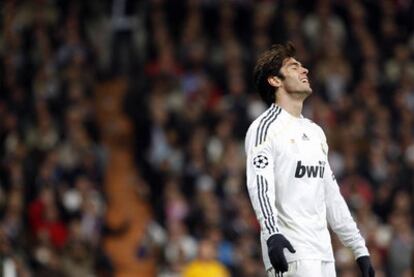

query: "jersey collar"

left=274, top=104, right=304, bottom=120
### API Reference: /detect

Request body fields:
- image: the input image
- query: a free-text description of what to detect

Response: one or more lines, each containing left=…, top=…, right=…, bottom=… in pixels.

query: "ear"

left=267, top=76, right=281, bottom=88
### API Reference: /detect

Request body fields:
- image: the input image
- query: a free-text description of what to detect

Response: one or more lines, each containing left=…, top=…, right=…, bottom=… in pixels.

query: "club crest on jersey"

left=295, top=161, right=326, bottom=178
left=253, top=155, right=269, bottom=169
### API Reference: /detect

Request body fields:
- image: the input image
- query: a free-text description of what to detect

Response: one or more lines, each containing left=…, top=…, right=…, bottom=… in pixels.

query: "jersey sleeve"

left=245, top=124, right=280, bottom=240
left=318, top=127, right=370, bottom=259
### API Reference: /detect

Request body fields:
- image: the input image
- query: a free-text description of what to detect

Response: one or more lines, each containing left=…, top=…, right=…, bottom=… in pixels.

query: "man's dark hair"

left=253, top=42, right=296, bottom=105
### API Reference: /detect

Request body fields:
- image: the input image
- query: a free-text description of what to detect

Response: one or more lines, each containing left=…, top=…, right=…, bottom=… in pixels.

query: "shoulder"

left=207, top=261, right=230, bottom=277
left=182, top=261, right=201, bottom=274
left=304, top=118, right=327, bottom=142
left=246, top=104, right=284, bottom=147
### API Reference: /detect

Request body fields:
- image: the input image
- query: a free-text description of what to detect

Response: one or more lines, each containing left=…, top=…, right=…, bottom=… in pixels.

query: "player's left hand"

left=356, top=255, right=375, bottom=277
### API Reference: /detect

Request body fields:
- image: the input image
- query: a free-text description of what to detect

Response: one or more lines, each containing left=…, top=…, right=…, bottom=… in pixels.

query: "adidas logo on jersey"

left=294, top=161, right=326, bottom=178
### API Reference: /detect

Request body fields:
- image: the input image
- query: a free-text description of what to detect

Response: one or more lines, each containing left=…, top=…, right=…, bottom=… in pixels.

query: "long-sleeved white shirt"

left=245, top=104, right=369, bottom=270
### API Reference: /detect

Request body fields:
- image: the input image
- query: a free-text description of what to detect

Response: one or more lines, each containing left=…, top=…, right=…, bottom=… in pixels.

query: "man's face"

left=278, top=57, right=312, bottom=96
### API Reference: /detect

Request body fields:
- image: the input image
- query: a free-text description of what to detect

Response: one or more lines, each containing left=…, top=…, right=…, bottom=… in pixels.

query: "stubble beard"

left=290, top=87, right=312, bottom=101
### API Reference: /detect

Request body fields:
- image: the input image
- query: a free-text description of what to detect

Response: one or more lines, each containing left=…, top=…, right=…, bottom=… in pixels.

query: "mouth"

left=301, top=78, right=309, bottom=83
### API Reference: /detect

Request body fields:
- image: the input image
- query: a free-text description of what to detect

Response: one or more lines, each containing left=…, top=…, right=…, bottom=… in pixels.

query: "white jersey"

left=245, top=104, right=369, bottom=271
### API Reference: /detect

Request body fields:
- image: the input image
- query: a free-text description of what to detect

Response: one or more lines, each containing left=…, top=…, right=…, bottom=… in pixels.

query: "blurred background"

left=0, top=0, right=413, bottom=276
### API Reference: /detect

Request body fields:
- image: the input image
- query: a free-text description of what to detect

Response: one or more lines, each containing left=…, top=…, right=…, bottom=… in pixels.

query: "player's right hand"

left=267, top=233, right=296, bottom=274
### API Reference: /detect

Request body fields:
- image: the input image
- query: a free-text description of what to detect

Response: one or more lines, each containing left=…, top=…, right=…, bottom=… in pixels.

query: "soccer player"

left=245, top=42, right=375, bottom=277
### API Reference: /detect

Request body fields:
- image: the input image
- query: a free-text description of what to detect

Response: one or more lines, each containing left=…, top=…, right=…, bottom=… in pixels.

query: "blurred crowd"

left=0, top=1, right=110, bottom=276
left=0, top=0, right=413, bottom=277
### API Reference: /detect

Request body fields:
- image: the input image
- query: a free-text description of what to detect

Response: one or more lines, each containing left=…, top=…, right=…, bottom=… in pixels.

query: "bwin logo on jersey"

left=294, top=161, right=326, bottom=178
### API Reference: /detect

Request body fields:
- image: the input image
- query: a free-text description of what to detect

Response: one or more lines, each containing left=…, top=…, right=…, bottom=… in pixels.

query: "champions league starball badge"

left=253, top=154, right=269, bottom=169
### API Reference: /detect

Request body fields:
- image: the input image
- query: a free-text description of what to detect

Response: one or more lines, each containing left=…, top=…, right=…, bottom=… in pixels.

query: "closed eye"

left=288, top=62, right=301, bottom=70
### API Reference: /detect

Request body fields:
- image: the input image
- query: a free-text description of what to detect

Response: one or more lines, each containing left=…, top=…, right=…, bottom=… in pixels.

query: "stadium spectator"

left=182, top=238, right=230, bottom=277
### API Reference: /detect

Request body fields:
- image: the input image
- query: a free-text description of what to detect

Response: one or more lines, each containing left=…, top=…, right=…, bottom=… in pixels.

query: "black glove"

left=267, top=233, right=296, bottom=274
left=356, top=256, right=375, bottom=277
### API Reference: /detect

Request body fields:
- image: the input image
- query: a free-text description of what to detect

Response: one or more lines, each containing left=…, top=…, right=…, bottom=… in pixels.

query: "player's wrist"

left=267, top=233, right=283, bottom=241
left=266, top=233, right=285, bottom=249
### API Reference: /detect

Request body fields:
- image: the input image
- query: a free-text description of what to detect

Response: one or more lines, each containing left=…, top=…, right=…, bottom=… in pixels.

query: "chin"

left=300, top=88, right=312, bottom=96
left=289, top=87, right=312, bottom=98
left=303, top=84, right=313, bottom=94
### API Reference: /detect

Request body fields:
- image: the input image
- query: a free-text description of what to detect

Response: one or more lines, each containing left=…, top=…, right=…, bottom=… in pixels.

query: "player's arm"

left=324, top=161, right=375, bottom=276
left=245, top=135, right=278, bottom=237
left=323, top=160, right=369, bottom=257
left=319, top=129, right=374, bottom=276
left=245, top=126, right=294, bottom=274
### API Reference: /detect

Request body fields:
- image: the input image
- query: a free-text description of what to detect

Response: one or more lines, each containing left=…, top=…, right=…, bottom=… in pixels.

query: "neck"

left=275, top=93, right=304, bottom=118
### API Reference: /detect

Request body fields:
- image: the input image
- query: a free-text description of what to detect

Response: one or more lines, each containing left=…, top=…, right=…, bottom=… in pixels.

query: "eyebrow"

left=287, top=61, right=302, bottom=67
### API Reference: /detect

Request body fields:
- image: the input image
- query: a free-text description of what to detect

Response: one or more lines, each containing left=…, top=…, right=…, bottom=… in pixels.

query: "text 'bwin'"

left=294, top=161, right=326, bottom=178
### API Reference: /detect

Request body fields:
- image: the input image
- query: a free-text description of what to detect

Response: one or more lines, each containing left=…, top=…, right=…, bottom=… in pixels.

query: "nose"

left=302, top=66, right=309, bottom=75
